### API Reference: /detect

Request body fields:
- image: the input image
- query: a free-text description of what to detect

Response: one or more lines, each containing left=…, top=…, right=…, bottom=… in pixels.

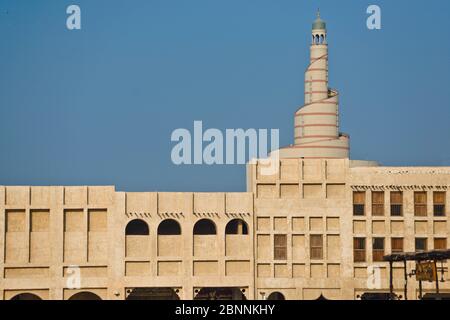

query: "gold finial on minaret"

left=317, top=9, right=320, bottom=19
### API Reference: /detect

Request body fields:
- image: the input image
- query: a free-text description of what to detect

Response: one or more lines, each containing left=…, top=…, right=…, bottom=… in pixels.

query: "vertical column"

left=50, top=187, right=64, bottom=300
left=108, top=191, right=125, bottom=300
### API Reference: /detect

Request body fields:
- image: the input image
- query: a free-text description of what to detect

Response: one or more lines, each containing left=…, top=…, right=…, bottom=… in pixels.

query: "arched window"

left=320, top=34, right=324, bottom=44
left=225, top=219, right=248, bottom=235
left=10, top=293, right=42, bottom=300
left=315, top=34, right=320, bottom=45
left=125, top=219, right=149, bottom=235
left=68, top=292, right=102, bottom=300
left=193, top=219, right=216, bottom=235
left=158, top=219, right=181, bottom=235
left=267, top=292, right=285, bottom=300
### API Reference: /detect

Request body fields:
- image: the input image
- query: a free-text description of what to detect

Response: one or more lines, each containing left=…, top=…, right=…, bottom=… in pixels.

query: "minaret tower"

left=280, top=11, right=350, bottom=159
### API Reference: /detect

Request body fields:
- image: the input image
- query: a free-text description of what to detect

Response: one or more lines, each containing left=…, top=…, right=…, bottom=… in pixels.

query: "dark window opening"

left=354, top=237, right=366, bottom=262
left=158, top=219, right=181, bottom=235
left=415, top=238, right=427, bottom=252
left=225, top=219, right=248, bottom=235
left=434, top=192, right=446, bottom=216
left=353, top=192, right=365, bottom=216
left=68, top=292, right=102, bottom=300
left=10, top=293, right=42, bottom=300
left=434, top=205, right=446, bottom=217
left=267, top=292, right=285, bottom=300
left=372, top=238, right=385, bottom=262
left=193, top=219, right=216, bottom=235
left=390, top=192, right=403, bottom=216
left=353, top=205, right=365, bottom=216
left=125, top=219, right=149, bottom=236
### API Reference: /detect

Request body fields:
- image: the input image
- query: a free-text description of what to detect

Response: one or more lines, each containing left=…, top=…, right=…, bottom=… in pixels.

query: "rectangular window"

left=274, top=234, right=287, bottom=260
left=414, top=192, right=427, bottom=216
left=353, top=192, right=365, bottom=216
left=372, top=191, right=385, bottom=216
left=391, top=238, right=404, bottom=253
left=415, top=238, right=427, bottom=252
left=433, top=192, right=446, bottom=217
left=310, top=235, right=323, bottom=260
left=390, top=192, right=403, bottom=216
left=434, top=238, right=447, bottom=250
left=353, top=237, right=366, bottom=262
left=372, top=238, right=385, bottom=262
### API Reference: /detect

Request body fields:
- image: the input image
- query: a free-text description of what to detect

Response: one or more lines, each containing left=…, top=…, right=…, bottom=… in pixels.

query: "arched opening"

left=125, top=219, right=150, bottom=258
left=125, top=219, right=149, bottom=235
left=315, top=34, right=320, bottom=45
left=157, top=219, right=182, bottom=256
left=68, top=292, right=102, bottom=300
left=193, top=219, right=216, bottom=235
left=225, top=219, right=248, bottom=235
left=267, top=292, right=285, bottom=300
left=320, top=34, right=324, bottom=44
left=225, top=219, right=249, bottom=256
left=126, top=287, right=180, bottom=300
left=194, top=287, right=246, bottom=300
left=10, top=293, right=42, bottom=300
left=158, top=219, right=181, bottom=235
left=193, top=219, right=217, bottom=257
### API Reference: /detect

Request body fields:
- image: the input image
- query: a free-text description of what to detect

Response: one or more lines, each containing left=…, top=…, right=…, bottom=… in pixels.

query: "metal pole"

left=418, top=280, right=422, bottom=300
left=418, top=260, right=423, bottom=300
left=389, top=261, right=394, bottom=296
left=403, top=259, right=408, bottom=300
left=435, top=260, right=440, bottom=294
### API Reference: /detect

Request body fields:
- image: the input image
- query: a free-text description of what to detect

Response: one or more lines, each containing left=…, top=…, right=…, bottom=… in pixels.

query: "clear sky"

left=1, top=0, right=450, bottom=192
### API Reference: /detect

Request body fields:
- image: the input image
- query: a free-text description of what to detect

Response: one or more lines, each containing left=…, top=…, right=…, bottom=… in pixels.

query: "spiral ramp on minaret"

left=279, top=11, right=350, bottom=159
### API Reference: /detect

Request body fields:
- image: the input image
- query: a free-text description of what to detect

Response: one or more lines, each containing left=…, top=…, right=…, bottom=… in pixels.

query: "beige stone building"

left=1, top=14, right=449, bottom=300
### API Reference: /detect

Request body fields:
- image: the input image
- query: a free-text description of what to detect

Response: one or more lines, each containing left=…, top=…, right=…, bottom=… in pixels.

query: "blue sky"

left=1, top=0, right=450, bottom=192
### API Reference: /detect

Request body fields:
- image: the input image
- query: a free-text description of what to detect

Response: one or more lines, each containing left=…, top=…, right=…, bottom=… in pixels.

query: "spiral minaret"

left=280, top=12, right=350, bottom=159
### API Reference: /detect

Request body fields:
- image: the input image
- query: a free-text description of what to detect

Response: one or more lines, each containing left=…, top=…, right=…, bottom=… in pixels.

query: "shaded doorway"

left=68, top=292, right=102, bottom=300
left=267, top=292, right=285, bottom=300
left=10, top=293, right=42, bottom=300
left=126, top=287, right=180, bottom=300
left=194, top=287, right=246, bottom=300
